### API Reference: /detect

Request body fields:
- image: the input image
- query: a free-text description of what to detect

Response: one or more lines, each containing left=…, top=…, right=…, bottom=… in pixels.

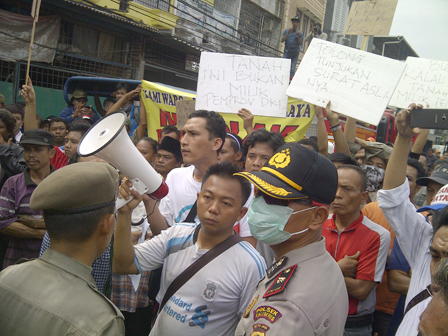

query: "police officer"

left=0, top=162, right=124, bottom=336
left=234, top=143, right=348, bottom=335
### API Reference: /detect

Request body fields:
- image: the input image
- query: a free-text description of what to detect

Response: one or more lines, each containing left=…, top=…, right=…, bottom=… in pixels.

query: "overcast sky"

left=390, top=0, right=448, bottom=61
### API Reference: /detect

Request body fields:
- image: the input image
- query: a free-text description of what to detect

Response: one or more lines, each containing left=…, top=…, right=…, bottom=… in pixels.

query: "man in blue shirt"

left=281, top=15, right=303, bottom=79
left=60, top=90, right=101, bottom=125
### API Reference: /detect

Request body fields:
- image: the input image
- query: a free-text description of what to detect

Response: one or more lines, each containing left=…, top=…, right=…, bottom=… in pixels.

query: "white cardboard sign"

left=195, top=52, right=290, bottom=117
left=286, top=39, right=406, bottom=126
left=389, top=57, right=448, bottom=109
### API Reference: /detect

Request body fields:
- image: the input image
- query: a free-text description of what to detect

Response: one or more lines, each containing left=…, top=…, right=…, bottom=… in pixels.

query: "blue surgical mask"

left=248, top=196, right=316, bottom=245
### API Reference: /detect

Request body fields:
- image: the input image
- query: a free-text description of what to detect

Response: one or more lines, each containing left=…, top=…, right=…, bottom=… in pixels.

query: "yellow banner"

left=141, top=80, right=315, bottom=142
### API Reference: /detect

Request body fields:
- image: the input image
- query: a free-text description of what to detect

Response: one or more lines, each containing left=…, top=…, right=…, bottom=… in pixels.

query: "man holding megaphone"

left=143, top=110, right=255, bottom=246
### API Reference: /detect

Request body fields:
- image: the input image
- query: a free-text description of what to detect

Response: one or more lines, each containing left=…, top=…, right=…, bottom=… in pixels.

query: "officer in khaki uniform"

left=0, top=162, right=124, bottom=336
left=234, top=143, right=348, bottom=336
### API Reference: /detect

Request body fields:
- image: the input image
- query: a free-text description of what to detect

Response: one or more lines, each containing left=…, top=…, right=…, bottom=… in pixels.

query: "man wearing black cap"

left=0, top=129, right=55, bottom=268
left=0, top=162, right=124, bottom=335
left=281, top=15, right=303, bottom=79
left=234, top=143, right=348, bottom=336
left=155, top=135, right=182, bottom=180
left=417, top=163, right=448, bottom=207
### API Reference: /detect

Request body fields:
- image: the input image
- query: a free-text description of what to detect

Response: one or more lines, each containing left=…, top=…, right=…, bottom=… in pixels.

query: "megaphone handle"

left=116, top=178, right=149, bottom=210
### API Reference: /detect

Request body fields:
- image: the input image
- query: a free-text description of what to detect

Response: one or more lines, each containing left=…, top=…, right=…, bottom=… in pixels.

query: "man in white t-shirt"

left=114, top=162, right=266, bottom=336
left=145, top=110, right=256, bottom=246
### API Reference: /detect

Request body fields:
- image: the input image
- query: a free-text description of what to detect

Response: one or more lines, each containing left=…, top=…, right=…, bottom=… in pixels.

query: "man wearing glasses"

left=322, top=165, right=391, bottom=336
left=234, top=143, right=348, bottom=336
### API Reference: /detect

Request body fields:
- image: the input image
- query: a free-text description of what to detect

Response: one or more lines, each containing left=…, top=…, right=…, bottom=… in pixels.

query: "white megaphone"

left=77, top=112, right=168, bottom=209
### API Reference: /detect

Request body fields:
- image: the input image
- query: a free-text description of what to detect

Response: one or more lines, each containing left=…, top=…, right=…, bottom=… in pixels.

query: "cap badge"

left=251, top=174, right=291, bottom=197
left=269, top=148, right=290, bottom=169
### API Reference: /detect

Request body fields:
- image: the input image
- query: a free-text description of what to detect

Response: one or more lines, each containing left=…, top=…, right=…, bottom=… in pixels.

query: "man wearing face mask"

left=323, top=165, right=391, bottom=336
left=234, top=143, right=348, bottom=336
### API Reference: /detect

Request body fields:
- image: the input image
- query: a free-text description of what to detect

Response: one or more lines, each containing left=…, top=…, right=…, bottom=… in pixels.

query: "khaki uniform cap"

left=30, top=162, right=119, bottom=213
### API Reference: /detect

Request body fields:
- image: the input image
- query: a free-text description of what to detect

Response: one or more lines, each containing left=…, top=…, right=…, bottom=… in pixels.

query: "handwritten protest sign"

left=195, top=52, right=290, bottom=117
left=344, top=0, right=398, bottom=36
left=389, top=57, right=448, bottom=109
left=286, top=39, right=406, bottom=126
left=141, top=80, right=315, bottom=142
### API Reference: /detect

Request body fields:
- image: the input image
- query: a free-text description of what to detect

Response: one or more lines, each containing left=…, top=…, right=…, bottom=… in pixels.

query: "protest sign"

left=389, top=57, right=448, bottom=109
left=344, top=0, right=398, bottom=36
left=141, top=80, right=314, bottom=143
left=286, top=39, right=406, bottom=126
left=195, top=52, right=290, bottom=118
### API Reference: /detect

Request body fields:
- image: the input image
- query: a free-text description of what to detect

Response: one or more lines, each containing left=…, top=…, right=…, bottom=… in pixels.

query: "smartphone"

left=410, top=108, right=448, bottom=129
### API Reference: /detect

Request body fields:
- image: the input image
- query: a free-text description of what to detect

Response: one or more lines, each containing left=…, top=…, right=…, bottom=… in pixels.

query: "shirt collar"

left=282, top=237, right=327, bottom=266
left=24, top=166, right=56, bottom=186
left=328, top=212, right=364, bottom=231
left=40, top=248, right=96, bottom=287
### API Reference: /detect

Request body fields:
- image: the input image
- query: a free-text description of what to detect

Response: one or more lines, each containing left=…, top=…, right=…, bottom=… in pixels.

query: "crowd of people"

left=0, top=79, right=447, bottom=336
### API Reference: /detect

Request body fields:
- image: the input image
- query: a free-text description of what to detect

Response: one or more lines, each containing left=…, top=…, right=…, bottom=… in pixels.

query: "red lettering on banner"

left=280, top=125, right=299, bottom=137
left=270, top=124, right=281, bottom=133
left=254, top=124, right=266, bottom=130
left=160, top=109, right=177, bottom=126
left=229, top=121, right=240, bottom=134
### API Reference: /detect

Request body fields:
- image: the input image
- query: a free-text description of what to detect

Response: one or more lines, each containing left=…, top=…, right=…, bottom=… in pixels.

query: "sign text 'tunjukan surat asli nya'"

left=389, top=57, right=448, bottom=109
left=195, top=52, right=290, bottom=118
left=286, top=39, right=406, bottom=126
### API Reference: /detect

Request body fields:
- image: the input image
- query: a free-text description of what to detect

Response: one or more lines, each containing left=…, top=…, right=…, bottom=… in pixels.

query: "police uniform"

left=234, top=238, right=348, bottom=336
left=0, top=248, right=124, bottom=336
left=0, top=161, right=125, bottom=336
left=234, top=143, right=349, bottom=336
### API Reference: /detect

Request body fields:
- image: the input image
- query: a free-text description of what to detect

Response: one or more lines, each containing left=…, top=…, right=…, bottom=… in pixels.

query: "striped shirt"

left=134, top=222, right=266, bottom=336
left=0, top=169, right=48, bottom=268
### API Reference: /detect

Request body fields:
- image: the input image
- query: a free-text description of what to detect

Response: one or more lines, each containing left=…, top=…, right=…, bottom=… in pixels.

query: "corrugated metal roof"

left=64, top=0, right=158, bottom=32
left=63, top=0, right=203, bottom=52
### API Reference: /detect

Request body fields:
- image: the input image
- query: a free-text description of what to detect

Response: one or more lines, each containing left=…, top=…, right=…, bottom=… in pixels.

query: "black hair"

left=327, top=153, right=358, bottom=166
left=337, top=164, right=367, bottom=192
left=188, top=110, right=226, bottom=153
left=0, top=109, right=16, bottom=137
left=49, top=117, right=67, bottom=128
left=139, top=137, right=158, bottom=153
left=36, top=115, right=44, bottom=129
left=407, top=158, right=426, bottom=179
left=162, top=125, right=180, bottom=139
left=116, top=82, right=132, bottom=93
left=433, top=257, right=448, bottom=307
left=104, top=97, right=117, bottom=106
left=44, top=203, right=115, bottom=242
left=313, top=23, right=322, bottom=29
left=297, top=138, right=319, bottom=152
left=433, top=204, right=448, bottom=236
left=4, top=104, right=25, bottom=119
left=68, top=121, right=91, bottom=136
left=242, top=128, right=285, bottom=159
left=226, top=133, right=243, bottom=154
left=202, top=162, right=251, bottom=206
